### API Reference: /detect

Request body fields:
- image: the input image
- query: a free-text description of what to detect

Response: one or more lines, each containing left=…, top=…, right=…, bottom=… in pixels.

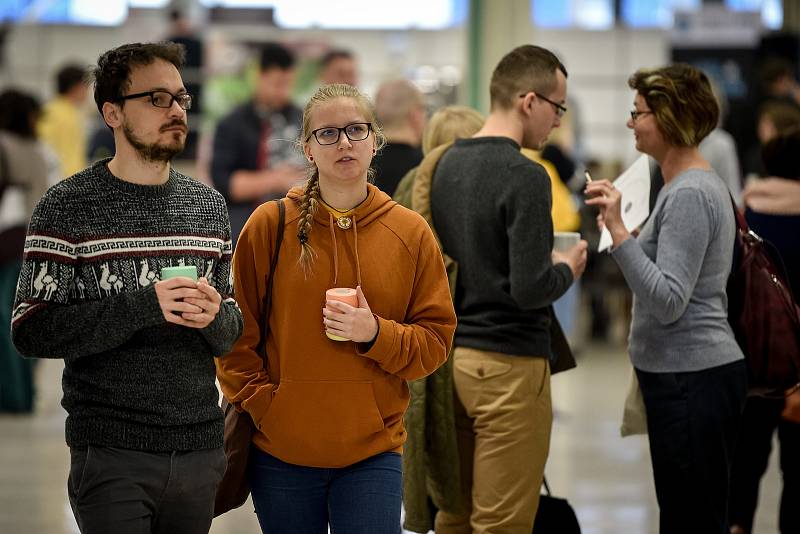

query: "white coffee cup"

left=553, top=231, right=581, bottom=252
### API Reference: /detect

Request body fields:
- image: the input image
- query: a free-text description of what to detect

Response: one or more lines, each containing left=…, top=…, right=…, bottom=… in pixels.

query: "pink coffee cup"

left=325, top=288, right=357, bottom=341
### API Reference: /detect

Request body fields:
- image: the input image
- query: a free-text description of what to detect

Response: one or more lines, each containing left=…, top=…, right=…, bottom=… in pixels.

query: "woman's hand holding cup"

left=323, top=286, right=378, bottom=343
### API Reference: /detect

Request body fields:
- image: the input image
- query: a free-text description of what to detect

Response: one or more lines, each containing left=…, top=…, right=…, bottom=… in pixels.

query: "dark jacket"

left=394, top=144, right=465, bottom=532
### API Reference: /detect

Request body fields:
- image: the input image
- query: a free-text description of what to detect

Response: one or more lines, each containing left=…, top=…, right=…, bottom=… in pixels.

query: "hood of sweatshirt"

left=286, top=182, right=397, bottom=287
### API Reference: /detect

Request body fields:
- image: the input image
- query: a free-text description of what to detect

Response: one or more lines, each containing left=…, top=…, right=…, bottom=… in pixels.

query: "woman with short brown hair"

left=587, top=64, right=747, bottom=533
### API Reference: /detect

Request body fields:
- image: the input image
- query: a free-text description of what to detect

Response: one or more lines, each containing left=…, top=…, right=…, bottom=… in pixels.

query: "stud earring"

left=308, top=156, right=314, bottom=162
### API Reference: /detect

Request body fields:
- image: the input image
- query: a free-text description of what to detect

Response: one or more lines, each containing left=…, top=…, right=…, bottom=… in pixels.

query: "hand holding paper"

left=584, top=155, right=652, bottom=252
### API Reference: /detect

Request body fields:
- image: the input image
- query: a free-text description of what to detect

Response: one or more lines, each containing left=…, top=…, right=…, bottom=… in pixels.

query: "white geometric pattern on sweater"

left=24, top=234, right=231, bottom=260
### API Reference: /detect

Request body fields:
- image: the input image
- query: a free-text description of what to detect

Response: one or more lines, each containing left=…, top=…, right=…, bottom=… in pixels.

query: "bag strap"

left=255, top=199, right=285, bottom=362
left=542, top=475, right=552, bottom=497
left=729, top=194, right=748, bottom=234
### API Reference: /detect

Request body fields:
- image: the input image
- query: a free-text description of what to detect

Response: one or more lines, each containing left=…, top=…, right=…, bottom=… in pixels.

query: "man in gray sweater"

left=430, top=45, right=587, bottom=533
left=12, top=42, right=243, bottom=534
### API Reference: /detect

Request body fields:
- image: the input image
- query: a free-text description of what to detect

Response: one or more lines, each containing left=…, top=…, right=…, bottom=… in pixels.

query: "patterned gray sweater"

left=11, top=159, right=243, bottom=451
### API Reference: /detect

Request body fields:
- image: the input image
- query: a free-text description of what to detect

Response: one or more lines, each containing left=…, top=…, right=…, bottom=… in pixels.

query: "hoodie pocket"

left=257, top=380, right=385, bottom=464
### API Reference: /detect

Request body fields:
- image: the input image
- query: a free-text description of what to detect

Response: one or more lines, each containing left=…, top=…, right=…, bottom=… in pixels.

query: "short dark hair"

left=320, top=49, right=353, bottom=68
left=628, top=63, right=719, bottom=147
left=56, top=64, right=87, bottom=95
left=490, top=45, right=567, bottom=111
left=761, top=57, right=796, bottom=89
left=0, top=89, right=41, bottom=139
left=762, top=126, right=800, bottom=179
left=260, top=42, right=295, bottom=72
left=91, top=41, right=186, bottom=117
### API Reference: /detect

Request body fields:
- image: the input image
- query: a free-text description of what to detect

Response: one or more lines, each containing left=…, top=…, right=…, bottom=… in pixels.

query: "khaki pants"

left=436, top=347, right=552, bottom=534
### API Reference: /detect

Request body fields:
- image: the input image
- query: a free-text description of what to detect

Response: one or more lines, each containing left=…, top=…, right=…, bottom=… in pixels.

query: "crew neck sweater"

left=611, top=168, right=744, bottom=373
left=11, top=159, right=243, bottom=451
left=430, top=137, right=573, bottom=357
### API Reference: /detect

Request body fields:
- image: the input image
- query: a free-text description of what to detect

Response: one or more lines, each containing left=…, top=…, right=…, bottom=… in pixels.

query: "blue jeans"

left=248, top=448, right=402, bottom=534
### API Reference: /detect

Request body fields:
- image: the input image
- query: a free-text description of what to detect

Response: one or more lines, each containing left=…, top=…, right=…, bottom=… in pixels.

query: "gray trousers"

left=68, top=445, right=226, bottom=534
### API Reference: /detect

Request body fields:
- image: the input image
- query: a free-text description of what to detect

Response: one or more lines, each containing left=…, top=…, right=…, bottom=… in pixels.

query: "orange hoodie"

left=216, top=183, right=456, bottom=468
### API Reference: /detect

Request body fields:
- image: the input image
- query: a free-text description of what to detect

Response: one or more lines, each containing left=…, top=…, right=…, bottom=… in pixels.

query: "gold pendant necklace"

left=319, top=197, right=355, bottom=230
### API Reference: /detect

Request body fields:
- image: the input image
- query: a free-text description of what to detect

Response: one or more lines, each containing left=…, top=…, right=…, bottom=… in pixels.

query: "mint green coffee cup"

left=160, top=265, right=198, bottom=281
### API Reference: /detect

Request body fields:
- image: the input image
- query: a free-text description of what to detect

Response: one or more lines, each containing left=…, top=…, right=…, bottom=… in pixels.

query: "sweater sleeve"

left=11, top=194, right=165, bottom=360
left=198, top=215, right=243, bottom=356
left=506, top=164, right=573, bottom=309
left=611, top=187, right=712, bottom=325
left=356, top=222, right=456, bottom=381
left=215, top=203, right=277, bottom=424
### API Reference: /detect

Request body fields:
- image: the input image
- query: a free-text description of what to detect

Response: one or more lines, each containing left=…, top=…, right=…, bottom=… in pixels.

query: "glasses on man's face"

left=115, top=90, right=193, bottom=111
left=307, top=123, right=372, bottom=145
left=630, top=110, right=653, bottom=121
left=519, top=92, right=568, bottom=118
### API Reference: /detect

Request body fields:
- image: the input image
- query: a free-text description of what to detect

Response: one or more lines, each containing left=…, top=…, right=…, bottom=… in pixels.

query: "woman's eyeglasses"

left=307, top=123, right=372, bottom=145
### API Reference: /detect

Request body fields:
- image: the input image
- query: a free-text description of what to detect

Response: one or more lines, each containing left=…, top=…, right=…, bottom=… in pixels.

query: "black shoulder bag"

left=214, top=199, right=285, bottom=517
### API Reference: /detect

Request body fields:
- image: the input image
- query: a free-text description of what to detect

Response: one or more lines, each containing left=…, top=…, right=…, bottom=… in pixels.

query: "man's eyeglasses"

left=115, top=90, right=193, bottom=111
left=519, top=92, right=567, bottom=118
left=307, top=123, right=372, bottom=145
left=630, top=110, right=653, bottom=121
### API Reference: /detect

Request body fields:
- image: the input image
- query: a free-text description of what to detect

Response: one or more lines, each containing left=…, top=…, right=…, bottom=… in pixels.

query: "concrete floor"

left=0, top=343, right=782, bottom=533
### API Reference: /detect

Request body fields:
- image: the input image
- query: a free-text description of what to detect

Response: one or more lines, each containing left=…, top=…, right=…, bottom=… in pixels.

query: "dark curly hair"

left=91, top=41, right=185, bottom=120
left=628, top=63, right=719, bottom=148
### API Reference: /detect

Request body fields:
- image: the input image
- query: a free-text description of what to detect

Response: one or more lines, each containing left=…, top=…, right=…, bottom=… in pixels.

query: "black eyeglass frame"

left=630, top=110, right=653, bottom=121
left=114, top=90, right=193, bottom=111
left=518, top=91, right=568, bottom=118
left=306, top=122, right=373, bottom=145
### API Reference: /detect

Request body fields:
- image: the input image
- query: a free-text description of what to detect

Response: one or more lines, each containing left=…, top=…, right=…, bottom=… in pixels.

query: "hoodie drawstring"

left=328, top=212, right=339, bottom=286
left=353, top=216, right=362, bottom=288
left=327, top=211, right=362, bottom=289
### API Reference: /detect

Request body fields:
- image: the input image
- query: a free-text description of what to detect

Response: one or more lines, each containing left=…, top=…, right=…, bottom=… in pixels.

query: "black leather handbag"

left=532, top=477, right=581, bottom=534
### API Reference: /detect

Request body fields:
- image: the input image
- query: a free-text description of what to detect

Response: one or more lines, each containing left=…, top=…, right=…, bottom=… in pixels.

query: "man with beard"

left=11, top=42, right=243, bottom=534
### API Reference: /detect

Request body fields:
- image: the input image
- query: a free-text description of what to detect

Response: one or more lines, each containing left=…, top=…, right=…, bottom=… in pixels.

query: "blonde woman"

left=216, top=84, right=456, bottom=533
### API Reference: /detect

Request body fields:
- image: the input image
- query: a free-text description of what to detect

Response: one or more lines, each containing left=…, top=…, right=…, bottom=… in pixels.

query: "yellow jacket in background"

left=38, top=96, right=87, bottom=178
left=522, top=148, right=580, bottom=232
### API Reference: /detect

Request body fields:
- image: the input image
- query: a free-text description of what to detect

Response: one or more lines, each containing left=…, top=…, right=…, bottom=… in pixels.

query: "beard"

left=122, top=120, right=186, bottom=163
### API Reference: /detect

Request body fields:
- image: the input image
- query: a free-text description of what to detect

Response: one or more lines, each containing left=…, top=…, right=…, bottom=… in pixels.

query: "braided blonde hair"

left=296, top=84, right=386, bottom=274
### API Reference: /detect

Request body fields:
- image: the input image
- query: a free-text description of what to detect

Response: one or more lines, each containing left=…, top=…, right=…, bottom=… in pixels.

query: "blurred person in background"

left=211, top=42, right=305, bottom=243
left=216, top=83, right=455, bottom=534
left=164, top=8, right=205, bottom=160
left=372, top=79, right=425, bottom=196
left=699, top=80, right=742, bottom=206
left=319, top=49, right=358, bottom=87
left=38, top=63, right=89, bottom=178
left=394, top=105, right=484, bottom=533
left=0, top=89, right=58, bottom=413
left=586, top=64, right=747, bottom=533
left=744, top=101, right=800, bottom=182
left=728, top=126, right=800, bottom=534
left=743, top=176, right=800, bottom=214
